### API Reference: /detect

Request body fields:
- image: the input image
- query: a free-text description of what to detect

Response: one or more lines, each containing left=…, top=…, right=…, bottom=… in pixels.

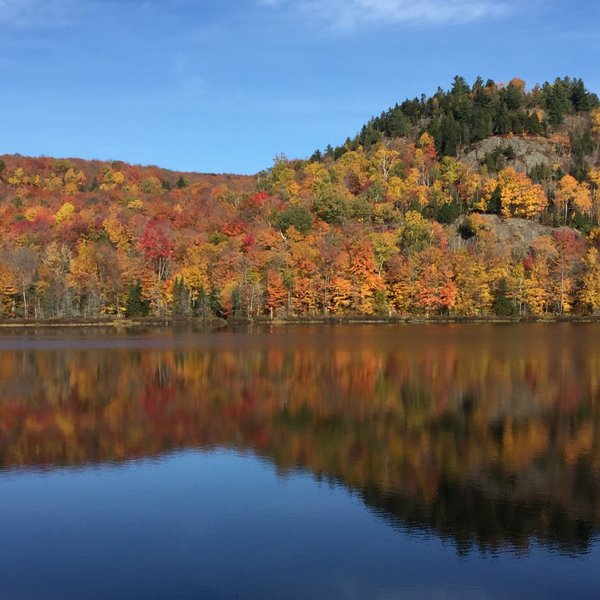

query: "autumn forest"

left=3, top=76, right=600, bottom=320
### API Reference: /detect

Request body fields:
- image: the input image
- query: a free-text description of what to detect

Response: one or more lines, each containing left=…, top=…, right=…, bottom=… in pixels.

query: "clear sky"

left=1, top=0, right=599, bottom=175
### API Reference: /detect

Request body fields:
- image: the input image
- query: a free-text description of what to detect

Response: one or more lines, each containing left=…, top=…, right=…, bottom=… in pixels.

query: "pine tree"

left=527, top=112, right=543, bottom=135
left=231, top=286, right=242, bottom=318
left=172, top=277, right=189, bottom=317
left=195, top=285, right=211, bottom=319
left=125, top=282, right=149, bottom=318
left=493, top=278, right=514, bottom=316
left=209, top=286, right=223, bottom=318
left=505, top=83, right=523, bottom=110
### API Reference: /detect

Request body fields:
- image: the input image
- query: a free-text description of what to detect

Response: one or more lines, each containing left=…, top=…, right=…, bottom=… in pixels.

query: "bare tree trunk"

left=21, top=278, right=28, bottom=318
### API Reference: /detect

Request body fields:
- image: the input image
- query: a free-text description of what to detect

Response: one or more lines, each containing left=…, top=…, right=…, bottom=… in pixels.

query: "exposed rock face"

left=476, top=214, right=553, bottom=246
left=462, top=136, right=566, bottom=174
left=450, top=214, right=581, bottom=254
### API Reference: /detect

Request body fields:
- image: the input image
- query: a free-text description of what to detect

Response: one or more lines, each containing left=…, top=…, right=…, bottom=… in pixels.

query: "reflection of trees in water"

left=362, top=477, right=597, bottom=556
left=0, top=325, right=599, bottom=553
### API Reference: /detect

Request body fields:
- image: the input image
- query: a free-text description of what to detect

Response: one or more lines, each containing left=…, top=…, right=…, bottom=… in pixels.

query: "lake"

left=0, top=324, right=599, bottom=599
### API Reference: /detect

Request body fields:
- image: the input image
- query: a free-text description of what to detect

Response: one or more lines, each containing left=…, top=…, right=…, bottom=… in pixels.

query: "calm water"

left=1, top=324, right=599, bottom=599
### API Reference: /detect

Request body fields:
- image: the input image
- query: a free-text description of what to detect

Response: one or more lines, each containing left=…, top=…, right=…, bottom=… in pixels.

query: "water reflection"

left=1, top=324, right=599, bottom=554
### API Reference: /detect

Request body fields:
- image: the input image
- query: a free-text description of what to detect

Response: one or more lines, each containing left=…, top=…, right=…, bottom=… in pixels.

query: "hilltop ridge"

left=313, top=76, right=598, bottom=165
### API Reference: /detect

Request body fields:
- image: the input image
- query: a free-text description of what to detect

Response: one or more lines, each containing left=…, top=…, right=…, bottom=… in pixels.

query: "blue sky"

left=1, top=0, right=599, bottom=175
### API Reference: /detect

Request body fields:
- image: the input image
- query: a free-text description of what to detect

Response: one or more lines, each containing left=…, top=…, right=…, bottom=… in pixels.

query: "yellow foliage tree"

left=555, top=175, right=592, bottom=221
left=180, top=245, right=210, bottom=301
left=497, top=167, right=547, bottom=219
left=591, top=108, right=600, bottom=150
left=99, top=169, right=125, bottom=191
left=55, top=202, right=75, bottom=224
left=574, top=182, right=593, bottom=216
left=329, top=276, right=353, bottom=314
left=332, top=147, right=369, bottom=193
left=69, top=240, right=100, bottom=305
left=452, top=251, right=493, bottom=316
left=369, top=232, right=398, bottom=276
left=523, top=237, right=555, bottom=315
left=265, top=157, right=300, bottom=201
left=589, top=168, right=600, bottom=224
left=369, top=143, right=400, bottom=185
left=580, top=248, right=600, bottom=313
left=387, top=260, right=414, bottom=315
left=127, top=198, right=144, bottom=211
left=24, top=207, right=41, bottom=222
left=8, top=167, right=29, bottom=187
left=103, top=210, right=131, bottom=249
left=459, top=172, right=483, bottom=211
left=302, top=162, right=330, bottom=195
left=63, top=168, right=86, bottom=195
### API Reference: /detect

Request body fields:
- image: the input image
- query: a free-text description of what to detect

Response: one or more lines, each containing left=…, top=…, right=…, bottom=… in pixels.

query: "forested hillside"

left=2, top=76, right=600, bottom=320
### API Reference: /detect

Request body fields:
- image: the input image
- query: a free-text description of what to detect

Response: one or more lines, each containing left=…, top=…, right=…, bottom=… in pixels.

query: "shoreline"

left=1, top=314, right=600, bottom=329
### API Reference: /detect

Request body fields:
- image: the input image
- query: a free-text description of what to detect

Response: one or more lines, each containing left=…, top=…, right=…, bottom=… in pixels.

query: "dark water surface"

left=1, top=324, right=599, bottom=599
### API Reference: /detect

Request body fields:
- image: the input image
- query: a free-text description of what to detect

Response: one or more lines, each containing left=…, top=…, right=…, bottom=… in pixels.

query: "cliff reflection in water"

left=0, top=325, right=599, bottom=554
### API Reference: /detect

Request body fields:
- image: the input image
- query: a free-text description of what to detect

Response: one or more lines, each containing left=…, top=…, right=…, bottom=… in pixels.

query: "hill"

left=316, top=76, right=598, bottom=168
left=1, top=75, right=600, bottom=321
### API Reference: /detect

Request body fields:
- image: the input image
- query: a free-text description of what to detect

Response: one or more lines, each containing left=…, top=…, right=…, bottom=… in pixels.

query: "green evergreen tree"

left=493, top=278, right=514, bottom=316
left=510, top=113, right=525, bottom=134
left=494, top=108, right=511, bottom=135
left=546, top=90, right=565, bottom=126
left=451, top=75, right=471, bottom=96
left=487, top=187, right=502, bottom=215
left=209, top=286, right=224, bottom=318
left=527, top=112, right=543, bottom=135
left=373, top=289, right=388, bottom=316
left=441, top=115, right=462, bottom=156
left=195, top=285, right=211, bottom=319
left=125, top=282, right=149, bottom=318
left=570, top=78, right=597, bottom=112
left=473, top=83, right=490, bottom=108
left=231, top=286, right=242, bottom=318
left=473, top=110, right=493, bottom=140
left=172, top=277, right=189, bottom=317
left=386, top=109, right=410, bottom=137
left=505, top=83, right=523, bottom=110
left=436, top=200, right=462, bottom=224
